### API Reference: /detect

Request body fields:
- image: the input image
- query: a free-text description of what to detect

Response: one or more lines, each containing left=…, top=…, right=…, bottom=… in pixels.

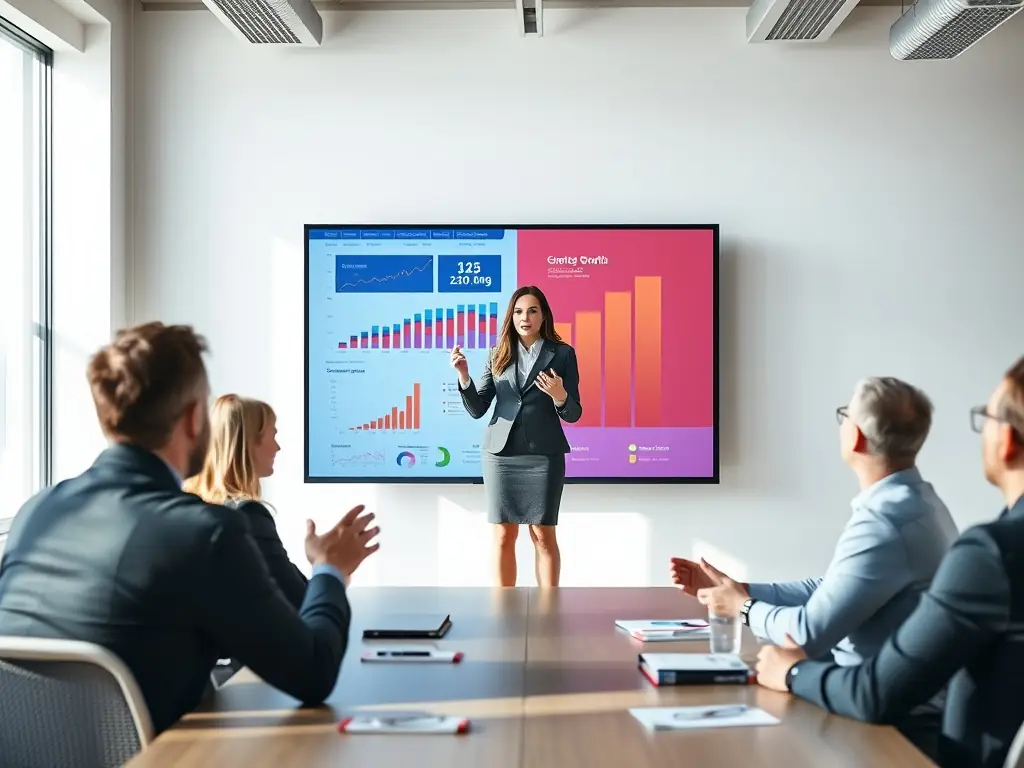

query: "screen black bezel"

left=304, top=224, right=720, bottom=485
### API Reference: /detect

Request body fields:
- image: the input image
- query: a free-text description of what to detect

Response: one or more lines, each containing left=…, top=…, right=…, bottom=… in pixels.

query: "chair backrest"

left=0, top=636, right=154, bottom=768
left=1006, top=717, right=1024, bottom=768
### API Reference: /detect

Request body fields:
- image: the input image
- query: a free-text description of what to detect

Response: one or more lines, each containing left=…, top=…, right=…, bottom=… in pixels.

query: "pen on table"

left=653, top=706, right=750, bottom=729
left=376, top=651, right=433, bottom=657
left=649, top=621, right=708, bottom=627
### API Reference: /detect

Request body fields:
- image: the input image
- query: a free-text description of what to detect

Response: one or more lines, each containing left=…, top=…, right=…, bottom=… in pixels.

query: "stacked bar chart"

left=350, top=383, right=421, bottom=431
left=337, top=302, right=500, bottom=350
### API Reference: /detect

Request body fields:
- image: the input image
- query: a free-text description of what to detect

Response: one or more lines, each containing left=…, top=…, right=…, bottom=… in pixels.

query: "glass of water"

left=708, top=610, right=743, bottom=655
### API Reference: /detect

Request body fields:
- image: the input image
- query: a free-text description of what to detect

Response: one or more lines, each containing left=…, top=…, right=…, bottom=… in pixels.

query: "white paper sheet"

left=629, top=705, right=779, bottom=731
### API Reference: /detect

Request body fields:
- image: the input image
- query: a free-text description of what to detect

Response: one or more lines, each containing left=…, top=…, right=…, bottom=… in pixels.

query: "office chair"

left=1006, top=718, right=1024, bottom=768
left=0, top=637, right=154, bottom=768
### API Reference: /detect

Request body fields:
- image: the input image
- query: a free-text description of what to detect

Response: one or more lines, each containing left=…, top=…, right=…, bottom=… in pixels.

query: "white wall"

left=132, top=7, right=1024, bottom=587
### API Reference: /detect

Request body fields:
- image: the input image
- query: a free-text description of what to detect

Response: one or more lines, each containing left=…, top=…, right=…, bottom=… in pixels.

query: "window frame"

left=0, top=18, right=52, bottom=536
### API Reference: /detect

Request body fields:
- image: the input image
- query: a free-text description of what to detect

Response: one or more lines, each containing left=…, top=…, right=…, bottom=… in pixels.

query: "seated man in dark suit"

left=757, top=355, right=1024, bottom=768
left=0, top=322, right=380, bottom=735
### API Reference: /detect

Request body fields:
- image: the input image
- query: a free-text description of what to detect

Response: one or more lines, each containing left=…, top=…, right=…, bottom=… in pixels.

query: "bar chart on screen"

left=517, top=228, right=713, bottom=432
left=349, top=383, right=422, bottom=432
left=336, top=302, right=500, bottom=351
left=554, top=275, right=663, bottom=428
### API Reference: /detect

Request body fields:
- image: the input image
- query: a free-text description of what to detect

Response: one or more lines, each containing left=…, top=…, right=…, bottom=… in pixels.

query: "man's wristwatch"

left=740, top=598, right=756, bottom=626
left=785, top=660, right=803, bottom=692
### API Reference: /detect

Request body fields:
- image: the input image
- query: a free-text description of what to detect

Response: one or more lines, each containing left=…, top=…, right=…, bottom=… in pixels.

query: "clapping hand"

left=304, top=505, right=381, bottom=582
left=695, top=561, right=749, bottom=617
left=669, top=557, right=723, bottom=596
left=537, top=369, right=567, bottom=404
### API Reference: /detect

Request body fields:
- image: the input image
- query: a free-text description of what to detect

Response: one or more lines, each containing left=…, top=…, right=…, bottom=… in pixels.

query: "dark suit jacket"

left=460, top=339, right=582, bottom=454
left=0, top=445, right=352, bottom=735
left=232, top=500, right=308, bottom=610
left=789, top=498, right=1024, bottom=768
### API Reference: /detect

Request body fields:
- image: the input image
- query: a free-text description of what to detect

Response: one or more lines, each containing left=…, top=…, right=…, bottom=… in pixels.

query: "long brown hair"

left=184, top=394, right=275, bottom=504
left=491, top=286, right=564, bottom=374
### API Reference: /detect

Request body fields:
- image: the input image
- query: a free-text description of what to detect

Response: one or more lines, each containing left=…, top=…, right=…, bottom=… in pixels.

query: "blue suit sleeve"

left=747, top=517, right=907, bottom=659
left=789, top=526, right=1010, bottom=722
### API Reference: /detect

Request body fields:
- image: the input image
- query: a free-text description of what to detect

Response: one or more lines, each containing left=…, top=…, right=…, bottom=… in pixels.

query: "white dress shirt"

left=517, top=339, right=543, bottom=389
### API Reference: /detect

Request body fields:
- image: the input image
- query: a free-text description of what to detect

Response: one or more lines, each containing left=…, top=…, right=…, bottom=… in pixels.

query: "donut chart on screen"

left=304, top=226, right=718, bottom=483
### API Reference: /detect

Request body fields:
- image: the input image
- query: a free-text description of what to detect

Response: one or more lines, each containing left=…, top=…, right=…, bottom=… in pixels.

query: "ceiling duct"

left=201, top=0, right=323, bottom=45
left=516, top=0, right=544, bottom=35
left=890, top=0, right=1022, bottom=60
left=746, top=0, right=861, bottom=41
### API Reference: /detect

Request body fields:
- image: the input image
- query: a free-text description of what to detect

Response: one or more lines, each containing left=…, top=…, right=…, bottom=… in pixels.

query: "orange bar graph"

left=574, top=313, right=602, bottom=427
left=634, top=277, right=662, bottom=427
left=604, top=292, right=632, bottom=427
left=555, top=322, right=572, bottom=342
left=350, top=384, right=422, bottom=431
left=413, top=383, right=421, bottom=429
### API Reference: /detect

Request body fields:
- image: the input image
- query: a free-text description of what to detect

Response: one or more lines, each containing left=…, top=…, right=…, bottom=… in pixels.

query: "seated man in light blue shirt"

left=670, top=376, right=959, bottom=668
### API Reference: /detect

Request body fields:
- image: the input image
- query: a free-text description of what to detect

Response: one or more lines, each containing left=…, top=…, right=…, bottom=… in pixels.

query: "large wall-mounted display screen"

left=305, top=225, right=718, bottom=484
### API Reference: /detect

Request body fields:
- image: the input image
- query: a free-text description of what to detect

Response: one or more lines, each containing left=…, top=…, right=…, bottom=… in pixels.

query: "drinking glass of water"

left=708, top=610, right=742, bottom=655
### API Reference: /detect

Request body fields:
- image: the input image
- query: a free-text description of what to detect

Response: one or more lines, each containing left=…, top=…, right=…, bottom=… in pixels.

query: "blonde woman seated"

left=185, top=395, right=307, bottom=608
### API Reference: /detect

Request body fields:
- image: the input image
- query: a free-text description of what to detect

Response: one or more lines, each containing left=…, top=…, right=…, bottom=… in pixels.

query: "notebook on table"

left=362, top=614, right=453, bottom=640
left=639, top=653, right=753, bottom=686
left=615, top=619, right=710, bottom=642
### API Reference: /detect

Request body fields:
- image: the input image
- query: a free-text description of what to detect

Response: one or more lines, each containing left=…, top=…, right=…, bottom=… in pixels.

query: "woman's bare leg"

left=494, top=523, right=519, bottom=587
left=529, top=524, right=561, bottom=587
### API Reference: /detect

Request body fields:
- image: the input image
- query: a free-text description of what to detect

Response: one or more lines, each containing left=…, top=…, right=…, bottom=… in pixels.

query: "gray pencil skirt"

left=481, top=452, right=566, bottom=526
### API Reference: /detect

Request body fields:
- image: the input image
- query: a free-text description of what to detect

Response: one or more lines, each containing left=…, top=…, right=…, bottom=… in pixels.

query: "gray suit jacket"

left=460, top=339, right=582, bottom=454
left=788, top=498, right=1024, bottom=768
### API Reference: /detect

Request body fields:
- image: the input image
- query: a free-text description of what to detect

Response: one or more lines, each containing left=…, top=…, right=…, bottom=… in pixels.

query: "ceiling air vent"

left=201, top=0, right=323, bottom=45
left=890, top=0, right=1023, bottom=60
left=747, top=0, right=861, bottom=40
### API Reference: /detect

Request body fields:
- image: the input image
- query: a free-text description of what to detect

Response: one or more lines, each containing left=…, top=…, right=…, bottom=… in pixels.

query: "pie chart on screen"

left=396, top=451, right=416, bottom=468
left=435, top=447, right=451, bottom=468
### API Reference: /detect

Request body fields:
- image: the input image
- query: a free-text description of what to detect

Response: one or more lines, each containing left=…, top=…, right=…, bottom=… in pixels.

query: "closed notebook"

left=639, top=653, right=753, bottom=686
left=616, top=619, right=710, bottom=641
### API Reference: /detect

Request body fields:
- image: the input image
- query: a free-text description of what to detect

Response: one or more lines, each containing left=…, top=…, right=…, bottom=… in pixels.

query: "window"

left=0, top=20, right=51, bottom=533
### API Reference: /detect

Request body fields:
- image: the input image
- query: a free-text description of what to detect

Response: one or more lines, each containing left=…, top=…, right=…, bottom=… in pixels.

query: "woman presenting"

left=452, top=285, right=582, bottom=588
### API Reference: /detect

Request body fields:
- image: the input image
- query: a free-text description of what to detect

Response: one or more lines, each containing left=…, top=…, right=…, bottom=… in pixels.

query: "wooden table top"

left=128, top=587, right=934, bottom=768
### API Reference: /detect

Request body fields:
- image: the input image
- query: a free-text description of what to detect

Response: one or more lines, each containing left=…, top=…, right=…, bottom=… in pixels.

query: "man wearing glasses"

left=671, top=377, right=958, bottom=677
left=758, top=357, right=1024, bottom=768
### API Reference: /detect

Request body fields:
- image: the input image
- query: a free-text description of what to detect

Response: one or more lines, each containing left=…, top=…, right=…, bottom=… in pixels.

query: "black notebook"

left=362, top=613, right=453, bottom=640
left=639, top=653, right=752, bottom=686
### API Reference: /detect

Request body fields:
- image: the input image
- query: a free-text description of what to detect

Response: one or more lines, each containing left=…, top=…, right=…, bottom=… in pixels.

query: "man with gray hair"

left=670, top=376, right=959, bottom=668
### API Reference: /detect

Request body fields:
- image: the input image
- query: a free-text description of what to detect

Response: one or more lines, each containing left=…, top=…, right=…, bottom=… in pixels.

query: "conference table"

left=128, top=587, right=934, bottom=767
